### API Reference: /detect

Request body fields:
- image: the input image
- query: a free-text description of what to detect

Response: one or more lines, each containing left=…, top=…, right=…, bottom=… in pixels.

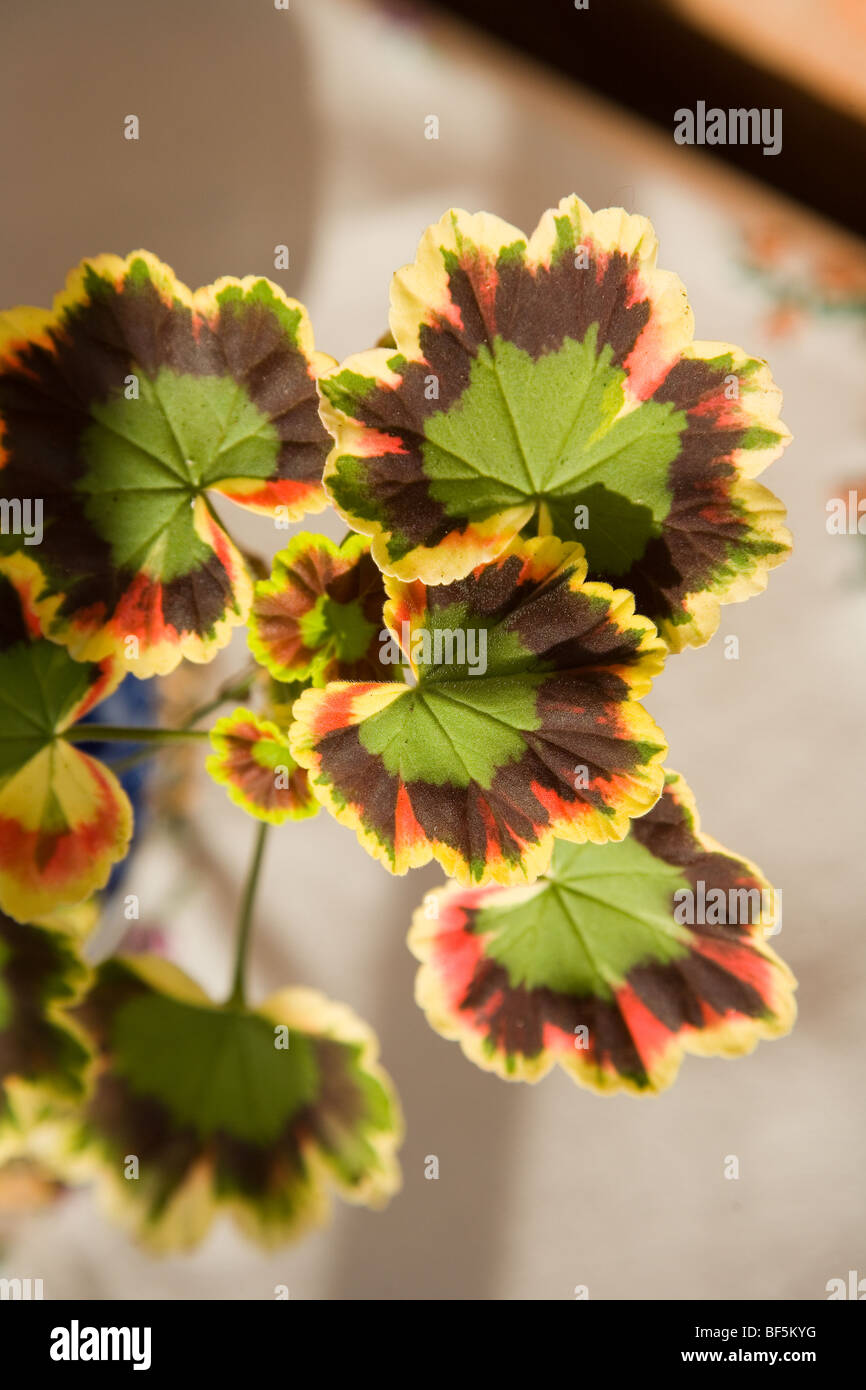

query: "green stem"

left=76, top=665, right=258, bottom=771
left=65, top=724, right=210, bottom=744
left=180, top=666, right=256, bottom=729
left=106, top=746, right=163, bottom=775
left=227, top=821, right=269, bottom=1008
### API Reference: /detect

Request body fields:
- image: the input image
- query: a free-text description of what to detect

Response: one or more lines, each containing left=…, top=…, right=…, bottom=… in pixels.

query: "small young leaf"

left=249, top=532, right=392, bottom=685
left=207, top=707, right=319, bottom=824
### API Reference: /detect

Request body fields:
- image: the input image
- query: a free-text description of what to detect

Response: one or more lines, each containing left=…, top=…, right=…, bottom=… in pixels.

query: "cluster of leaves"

left=0, top=197, right=795, bottom=1249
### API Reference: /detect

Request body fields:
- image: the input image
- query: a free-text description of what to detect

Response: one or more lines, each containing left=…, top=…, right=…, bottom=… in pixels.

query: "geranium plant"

left=0, top=196, right=795, bottom=1250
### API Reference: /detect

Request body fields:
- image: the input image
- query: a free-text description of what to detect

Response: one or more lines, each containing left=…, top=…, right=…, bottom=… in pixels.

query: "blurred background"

left=0, top=0, right=864, bottom=1299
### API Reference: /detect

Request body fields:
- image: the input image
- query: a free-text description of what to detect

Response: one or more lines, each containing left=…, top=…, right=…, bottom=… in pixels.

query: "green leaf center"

left=477, top=836, right=690, bottom=997
left=111, top=992, right=319, bottom=1144
left=78, top=367, right=280, bottom=581
left=300, top=595, right=378, bottom=667
left=422, top=330, right=686, bottom=574
left=358, top=679, right=541, bottom=788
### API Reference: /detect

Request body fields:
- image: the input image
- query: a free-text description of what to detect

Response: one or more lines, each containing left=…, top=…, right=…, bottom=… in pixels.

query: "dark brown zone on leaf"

left=606, top=356, right=755, bottom=626
left=0, top=914, right=87, bottom=1093
left=424, top=555, right=648, bottom=678
left=631, top=781, right=764, bottom=936
left=457, top=937, right=767, bottom=1083
left=163, top=557, right=240, bottom=639
left=84, top=1072, right=311, bottom=1220
left=302, top=1037, right=375, bottom=1186
left=0, top=574, right=31, bottom=651
left=210, top=293, right=330, bottom=484
left=419, top=247, right=651, bottom=369
left=506, top=584, right=647, bottom=674
left=330, top=371, right=457, bottom=551
left=73, top=966, right=376, bottom=1217
left=0, top=273, right=327, bottom=635
left=459, top=954, right=652, bottom=1083
left=627, top=953, right=766, bottom=1032
left=423, top=552, right=529, bottom=619
left=492, top=247, right=651, bottom=364
left=316, top=677, right=646, bottom=867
